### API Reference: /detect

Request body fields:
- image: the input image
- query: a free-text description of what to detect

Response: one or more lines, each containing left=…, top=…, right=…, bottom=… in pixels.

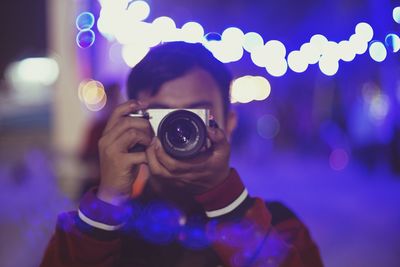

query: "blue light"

left=76, top=30, right=96, bottom=48
left=76, top=12, right=95, bottom=30
left=369, top=41, right=387, bottom=62
left=385, top=34, right=400, bottom=53
left=393, top=7, right=400, bottom=24
left=204, top=32, right=222, bottom=42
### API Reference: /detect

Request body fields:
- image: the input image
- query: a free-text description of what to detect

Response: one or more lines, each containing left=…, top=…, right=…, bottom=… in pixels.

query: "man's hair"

left=126, top=42, right=232, bottom=116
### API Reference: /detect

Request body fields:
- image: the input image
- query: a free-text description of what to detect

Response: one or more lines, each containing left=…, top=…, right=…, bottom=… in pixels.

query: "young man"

left=41, top=42, right=323, bottom=267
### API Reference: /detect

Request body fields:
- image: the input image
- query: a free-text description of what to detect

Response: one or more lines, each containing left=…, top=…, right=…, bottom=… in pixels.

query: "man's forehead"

left=138, top=68, right=222, bottom=108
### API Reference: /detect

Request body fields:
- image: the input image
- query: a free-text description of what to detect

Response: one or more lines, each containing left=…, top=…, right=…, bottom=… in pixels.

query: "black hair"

left=126, top=42, right=232, bottom=116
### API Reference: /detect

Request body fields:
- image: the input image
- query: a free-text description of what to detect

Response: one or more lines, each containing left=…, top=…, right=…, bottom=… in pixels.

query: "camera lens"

left=158, top=110, right=207, bottom=159
left=167, top=120, right=196, bottom=147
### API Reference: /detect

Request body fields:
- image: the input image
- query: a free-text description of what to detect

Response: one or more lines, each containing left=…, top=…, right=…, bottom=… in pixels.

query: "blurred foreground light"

left=231, top=75, right=271, bottom=103
left=393, top=7, right=400, bottom=24
left=242, top=32, right=264, bottom=53
left=369, top=41, right=387, bottom=62
left=122, top=44, right=150, bottom=67
left=76, top=12, right=95, bottom=30
left=78, top=79, right=108, bottom=111
left=265, top=40, right=286, bottom=59
left=6, top=57, right=59, bottom=87
left=319, top=55, right=339, bottom=76
left=288, top=50, right=308, bottom=73
left=310, top=34, right=328, bottom=49
left=257, top=114, right=280, bottom=139
left=329, top=149, right=349, bottom=171
left=355, top=22, right=374, bottom=42
left=384, top=33, right=400, bottom=53
left=369, top=94, right=390, bottom=122
left=204, top=32, right=222, bottom=42
left=76, top=29, right=96, bottom=48
left=212, top=41, right=244, bottom=63
left=127, top=0, right=150, bottom=21
left=181, top=22, right=204, bottom=43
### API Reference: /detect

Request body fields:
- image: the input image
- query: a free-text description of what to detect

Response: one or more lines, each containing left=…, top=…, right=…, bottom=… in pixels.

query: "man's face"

left=137, top=67, right=232, bottom=135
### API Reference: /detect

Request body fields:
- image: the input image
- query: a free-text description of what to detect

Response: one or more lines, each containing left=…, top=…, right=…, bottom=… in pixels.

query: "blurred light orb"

left=393, top=6, right=400, bottom=24
left=127, top=0, right=150, bottom=21
left=76, top=29, right=96, bottom=48
left=80, top=80, right=106, bottom=105
left=349, top=34, right=368, bottom=55
left=338, top=40, right=356, bottom=62
left=355, top=22, right=374, bottom=42
left=321, top=41, right=340, bottom=60
left=250, top=45, right=269, bottom=67
left=310, top=34, right=328, bottom=47
left=222, top=27, right=245, bottom=44
left=122, top=44, right=150, bottom=67
left=181, top=22, right=204, bottom=43
left=152, top=16, right=177, bottom=42
left=300, top=42, right=320, bottom=64
left=369, top=41, right=387, bottom=62
left=384, top=33, right=400, bottom=53
left=329, top=149, right=349, bottom=171
left=216, top=41, right=244, bottom=63
left=265, top=40, right=286, bottom=59
left=369, top=94, right=390, bottom=121
left=266, top=59, right=288, bottom=77
left=231, top=75, right=271, bottom=103
left=287, top=51, right=308, bottom=73
left=257, top=114, right=280, bottom=139
left=7, top=57, right=60, bottom=87
left=319, top=55, right=339, bottom=76
left=76, top=12, right=95, bottom=30
left=242, top=32, right=264, bottom=53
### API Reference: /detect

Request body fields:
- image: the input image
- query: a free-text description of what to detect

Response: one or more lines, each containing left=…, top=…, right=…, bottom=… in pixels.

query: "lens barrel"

left=157, top=110, right=207, bottom=159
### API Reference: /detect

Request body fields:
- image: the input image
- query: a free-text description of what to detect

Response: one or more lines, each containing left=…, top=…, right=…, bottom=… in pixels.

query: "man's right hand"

left=97, top=100, right=152, bottom=206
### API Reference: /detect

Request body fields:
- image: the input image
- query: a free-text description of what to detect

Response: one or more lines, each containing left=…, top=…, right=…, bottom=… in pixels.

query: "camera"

left=127, top=109, right=211, bottom=159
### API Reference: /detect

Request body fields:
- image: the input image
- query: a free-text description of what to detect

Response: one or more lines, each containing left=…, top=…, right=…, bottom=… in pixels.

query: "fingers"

left=110, top=128, right=153, bottom=153
left=103, top=100, right=147, bottom=135
left=145, top=138, right=171, bottom=178
left=153, top=138, right=207, bottom=174
left=207, top=127, right=229, bottom=149
left=101, top=117, right=153, bottom=147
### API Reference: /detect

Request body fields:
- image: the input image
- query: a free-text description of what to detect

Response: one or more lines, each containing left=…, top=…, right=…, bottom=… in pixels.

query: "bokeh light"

left=355, top=22, right=374, bottom=42
left=204, top=32, right=222, bottom=42
left=127, top=0, right=150, bottom=21
left=221, top=27, right=245, bottom=44
left=393, top=6, right=400, bottom=24
left=287, top=50, right=308, bottom=73
left=78, top=79, right=108, bottom=112
left=266, top=59, right=288, bottom=77
left=242, top=32, right=264, bottom=53
left=257, top=114, right=280, bottom=139
left=76, top=12, right=95, bottom=30
left=231, top=75, right=271, bottom=103
left=300, top=42, right=321, bottom=64
left=369, top=94, right=390, bottom=122
left=121, top=44, right=150, bottom=67
left=319, top=55, right=339, bottom=76
left=76, top=29, right=96, bottom=48
left=152, top=16, right=177, bottom=42
left=384, top=33, right=400, bottom=53
left=338, top=40, right=356, bottom=62
left=349, top=34, right=368, bottom=55
left=329, top=149, right=349, bottom=171
left=369, top=41, right=387, bottom=62
left=181, top=22, right=204, bottom=43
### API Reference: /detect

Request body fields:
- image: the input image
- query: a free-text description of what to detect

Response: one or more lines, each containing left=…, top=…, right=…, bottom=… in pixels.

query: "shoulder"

left=265, top=201, right=299, bottom=226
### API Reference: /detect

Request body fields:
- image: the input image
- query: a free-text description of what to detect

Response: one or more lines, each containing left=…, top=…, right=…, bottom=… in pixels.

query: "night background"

left=0, top=0, right=400, bottom=266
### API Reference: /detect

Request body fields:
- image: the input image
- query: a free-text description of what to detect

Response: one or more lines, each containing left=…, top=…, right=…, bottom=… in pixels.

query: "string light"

left=79, top=1, right=396, bottom=79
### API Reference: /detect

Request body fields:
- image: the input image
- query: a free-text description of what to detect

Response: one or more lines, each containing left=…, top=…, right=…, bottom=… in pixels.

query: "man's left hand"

left=145, top=126, right=231, bottom=194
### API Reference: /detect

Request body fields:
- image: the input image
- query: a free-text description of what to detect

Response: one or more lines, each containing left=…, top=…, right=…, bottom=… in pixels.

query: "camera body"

left=128, top=109, right=210, bottom=159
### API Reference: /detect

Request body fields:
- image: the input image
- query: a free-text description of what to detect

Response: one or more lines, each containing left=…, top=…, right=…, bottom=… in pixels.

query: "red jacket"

left=40, top=169, right=323, bottom=267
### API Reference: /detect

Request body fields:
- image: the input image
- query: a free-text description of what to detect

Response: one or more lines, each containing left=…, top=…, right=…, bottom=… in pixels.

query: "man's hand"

left=145, top=126, right=231, bottom=194
left=97, top=100, right=153, bottom=206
